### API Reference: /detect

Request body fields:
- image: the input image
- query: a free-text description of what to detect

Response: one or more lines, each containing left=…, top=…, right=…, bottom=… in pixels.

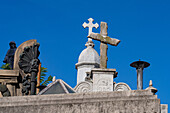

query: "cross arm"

left=88, top=33, right=121, bottom=46
left=82, top=22, right=88, bottom=28
left=94, top=23, right=99, bottom=29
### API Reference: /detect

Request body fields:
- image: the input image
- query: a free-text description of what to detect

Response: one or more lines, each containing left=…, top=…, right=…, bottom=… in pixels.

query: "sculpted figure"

left=3, top=41, right=17, bottom=69
left=19, top=43, right=40, bottom=95
left=0, top=83, right=11, bottom=97
left=22, top=75, right=31, bottom=95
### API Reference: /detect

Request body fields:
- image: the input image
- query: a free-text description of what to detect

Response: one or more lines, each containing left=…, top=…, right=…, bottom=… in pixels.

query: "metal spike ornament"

left=18, top=42, right=40, bottom=95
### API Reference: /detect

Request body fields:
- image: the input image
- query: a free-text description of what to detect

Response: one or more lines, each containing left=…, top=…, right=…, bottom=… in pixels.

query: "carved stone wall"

left=114, top=82, right=131, bottom=91
left=74, top=81, right=93, bottom=93
left=0, top=90, right=161, bottom=113
left=92, top=68, right=116, bottom=92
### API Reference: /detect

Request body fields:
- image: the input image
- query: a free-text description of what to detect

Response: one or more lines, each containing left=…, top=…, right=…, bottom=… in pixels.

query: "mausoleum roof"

left=77, top=41, right=100, bottom=65
left=38, top=79, right=75, bottom=95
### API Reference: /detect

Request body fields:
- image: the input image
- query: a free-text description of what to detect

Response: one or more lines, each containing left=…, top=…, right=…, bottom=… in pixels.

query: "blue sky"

left=0, top=0, right=169, bottom=105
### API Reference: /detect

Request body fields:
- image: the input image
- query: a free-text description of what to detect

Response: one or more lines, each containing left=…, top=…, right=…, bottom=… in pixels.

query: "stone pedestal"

left=0, top=70, right=19, bottom=96
left=91, top=68, right=117, bottom=92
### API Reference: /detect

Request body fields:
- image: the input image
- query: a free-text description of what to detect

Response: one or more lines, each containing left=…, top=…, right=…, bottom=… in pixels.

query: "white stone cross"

left=83, top=18, right=99, bottom=41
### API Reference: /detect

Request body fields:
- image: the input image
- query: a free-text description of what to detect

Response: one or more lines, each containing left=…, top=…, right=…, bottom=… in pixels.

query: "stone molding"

left=91, top=68, right=117, bottom=78
left=0, top=90, right=158, bottom=106
left=74, top=81, right=93, bottom=93
left=114, top=82, right=131, bottom=91
left=75, top=62, right=100, bottom=69
left=0, top=70, right=19, bottom=83
left=0, top=90, right=160, bottom=113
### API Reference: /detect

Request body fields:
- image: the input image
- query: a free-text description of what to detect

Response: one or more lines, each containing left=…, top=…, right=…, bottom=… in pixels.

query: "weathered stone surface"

left=161, top=104, right=168, bottom=113
left=88, top=22, right=120, bottom=68
left=0, top=90, right=160, bottom=113
left=114, top=82, right=131, bottom=91
left=145, top=80, right=158, bottom=95
left=0, top=70, right=19, bottom=96
left=74, top=81, right=93, bottom=93
left=38, top=79, right=75, bottom=95
left=13, top=39, right=37, bottom=96
left=76, top=44, right=100, bottom=84
left=18, top=42, right=40, bottom=95
left=13, top=39, right=37, bottom=70
left=0, top=70, right=19, bottom=83
left=92, top=68, right=116, bottom=92
left=76, top=18, right=100, bottom=85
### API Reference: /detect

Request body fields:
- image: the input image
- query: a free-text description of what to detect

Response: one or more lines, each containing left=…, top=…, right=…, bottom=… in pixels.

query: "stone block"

left=0, top=70, right=19, bottom=96
left=92, top=68, right=116, bottom=92
left=0, top=70, right=19, bottom=83
left=161, top=104, right=168, bottom=113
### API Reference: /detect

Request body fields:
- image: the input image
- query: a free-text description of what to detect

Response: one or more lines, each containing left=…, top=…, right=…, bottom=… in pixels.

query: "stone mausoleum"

left=0, top=18, right=168, bottom=113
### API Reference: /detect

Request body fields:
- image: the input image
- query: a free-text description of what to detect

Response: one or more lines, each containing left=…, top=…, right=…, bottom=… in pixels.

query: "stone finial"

left=52, top=76, right=56, bottom=82
left=85, top=40, right=94, bottom=48
left=146, top=80, right=158, bottom=95
left=149, top=80, right=152, bottom=86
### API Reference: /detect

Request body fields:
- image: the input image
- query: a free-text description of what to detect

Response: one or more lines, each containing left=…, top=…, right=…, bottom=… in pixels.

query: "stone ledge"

left=0, top=90, right=160, bottom=113
left=0, top=70, right=19, bottom=76
left=0, top=90, right=158, bottom=106
left=91, top=68, right=116, bottom=72
left=0, top=70, right=19, bottom=83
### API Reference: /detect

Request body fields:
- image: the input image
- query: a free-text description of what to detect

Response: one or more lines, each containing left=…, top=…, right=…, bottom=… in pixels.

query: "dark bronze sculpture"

left=18, top=43, right=40, bottom=95
left=3, top=41, right=17, bottom=69
left=0, top=84, right=11, bottom=97
left=22, top=75, right=31, bottom=95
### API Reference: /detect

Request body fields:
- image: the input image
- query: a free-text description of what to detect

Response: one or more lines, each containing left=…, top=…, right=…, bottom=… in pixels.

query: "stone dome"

left=75, top=40, right=100, bottom=84
left=78, top=46, right=100, bottom=64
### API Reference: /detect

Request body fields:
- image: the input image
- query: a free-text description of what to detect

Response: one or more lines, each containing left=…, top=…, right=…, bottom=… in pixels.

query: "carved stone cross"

left=88, top=22, right=120, bottom=68
left=83, top=18, right=99, bottom=41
